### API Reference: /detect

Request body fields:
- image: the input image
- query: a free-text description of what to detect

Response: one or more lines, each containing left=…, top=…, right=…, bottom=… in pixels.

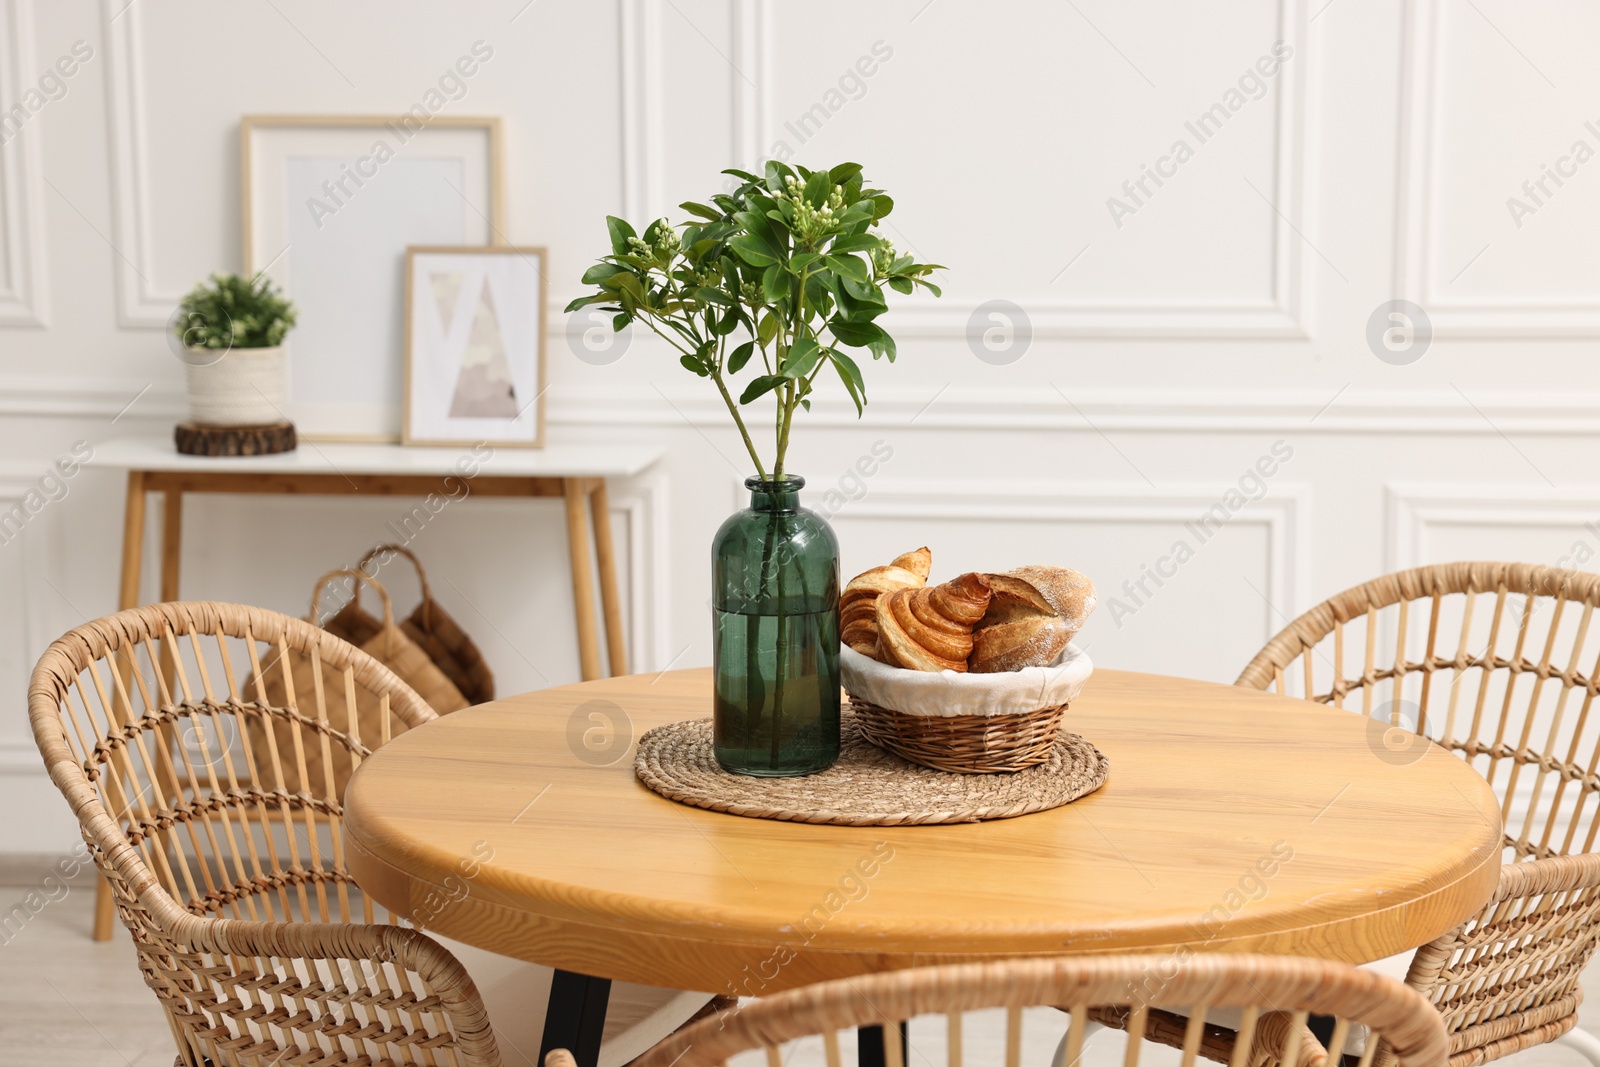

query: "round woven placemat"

left=634, top=711, right=1109, bottom=826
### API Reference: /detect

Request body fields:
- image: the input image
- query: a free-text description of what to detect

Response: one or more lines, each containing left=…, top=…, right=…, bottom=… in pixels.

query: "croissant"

left=969, top=566, right=1097, bottom=673
left=875, top=571, right=992, bottom=672
left=841, top=547, right=932, bottom=655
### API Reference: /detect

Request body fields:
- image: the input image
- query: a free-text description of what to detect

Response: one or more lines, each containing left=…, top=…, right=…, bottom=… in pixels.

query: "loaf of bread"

left=875, top=572, right=992, bottom=673
left=968, top=566, right=1097, bottom=673
left=841, top=547, right=931, bottom=655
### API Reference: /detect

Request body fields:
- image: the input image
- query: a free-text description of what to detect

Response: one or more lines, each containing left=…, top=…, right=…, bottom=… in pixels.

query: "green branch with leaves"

left=566, top=161, right=943, bottom=481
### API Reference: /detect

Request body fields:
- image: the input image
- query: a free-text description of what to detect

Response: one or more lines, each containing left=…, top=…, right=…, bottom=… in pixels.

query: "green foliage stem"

left=567, top=161, right=942, bottom=481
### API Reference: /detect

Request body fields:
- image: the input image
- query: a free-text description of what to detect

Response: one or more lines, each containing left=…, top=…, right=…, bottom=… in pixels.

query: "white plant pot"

left=184, top=346, right=287, bottom=426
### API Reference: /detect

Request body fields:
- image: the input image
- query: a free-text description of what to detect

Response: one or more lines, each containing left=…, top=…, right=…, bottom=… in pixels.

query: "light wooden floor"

left=4, top=858, right=1598, bottom=1067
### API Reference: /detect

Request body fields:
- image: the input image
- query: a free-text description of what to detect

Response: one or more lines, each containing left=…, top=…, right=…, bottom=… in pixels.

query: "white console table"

left=91, top=435, right=664, bottom=682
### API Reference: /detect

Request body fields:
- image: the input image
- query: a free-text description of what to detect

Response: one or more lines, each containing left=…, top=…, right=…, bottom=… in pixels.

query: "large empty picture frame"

left=242, top=115, right=504, bottom=441
left=403, top=246, right=547, bottom=447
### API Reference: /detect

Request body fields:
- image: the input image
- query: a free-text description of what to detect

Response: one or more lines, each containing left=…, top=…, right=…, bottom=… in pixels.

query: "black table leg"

left=858, top=1022, right=909, bottom=1067
left=539, top=969, right=613, bottom=1067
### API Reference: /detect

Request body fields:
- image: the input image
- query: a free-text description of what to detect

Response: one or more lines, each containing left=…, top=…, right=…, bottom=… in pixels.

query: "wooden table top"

left=343, top=668, right=1503, bottom=996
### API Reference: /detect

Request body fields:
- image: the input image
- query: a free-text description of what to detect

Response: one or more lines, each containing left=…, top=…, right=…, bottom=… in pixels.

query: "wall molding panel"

left=0, top=467, right=51, bottom=775
left=1392, top=0, right=1600, bottom=338
left=0, top=376, right=183, bottom=419
left=728, top=0, right=773, bottom=173
left=619, top=0, right=666, bottom=225
left=551, top=382, right=1600, bottom=436
left=754, top=478, right=1313, bottom=628
left=101, top=0, right=180, bottom=328
left=0, top=0, right=49, bottom=327
left=714, top=0, right=1310, bottom=339
left=1386, top=483, right=1600, bottom=572
left=610, top=473, right=669, bottom=673
left=11, top=376, right=1600, bottom=438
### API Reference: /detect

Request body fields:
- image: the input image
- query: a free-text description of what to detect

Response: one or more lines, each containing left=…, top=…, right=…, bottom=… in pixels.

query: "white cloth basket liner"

left=839, top=642, right=1093, bottom=718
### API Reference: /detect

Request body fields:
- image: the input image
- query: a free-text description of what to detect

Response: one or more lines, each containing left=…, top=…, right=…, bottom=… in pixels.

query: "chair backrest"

left=621, top=954, right=1449, bottom=1067
left=1236, top=562, right=1600, bottom=863
left=1236, top=564, right=1600, bottom=1064
left=28, top=601, right=497, bottom=1067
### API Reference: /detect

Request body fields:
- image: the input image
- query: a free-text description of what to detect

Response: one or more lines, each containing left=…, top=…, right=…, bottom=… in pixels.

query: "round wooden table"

left=345, top=667, right=1501, bottom=1055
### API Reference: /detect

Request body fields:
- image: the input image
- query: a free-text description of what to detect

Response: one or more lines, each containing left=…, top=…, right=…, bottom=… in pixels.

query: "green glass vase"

left=712, top=476, right=841, bottom=776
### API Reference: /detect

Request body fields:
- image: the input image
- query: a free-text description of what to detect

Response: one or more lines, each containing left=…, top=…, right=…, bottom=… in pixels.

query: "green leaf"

left=580, top=263, right=628, bottom=285
left=828, top=162, right=863, bottom=184
left=840, top=274, right=878, bottom=301
left=869, top=193, right=894, bottom=220
left=607, top=272, right=644, bottom=302
left=729, top=234, right=778, bottom=267
left=606, top=215, right=636, bottom=256
left=679, top=353, right=709, bottom=377
left=803, top=170, right=832, bottom=208
left=828, top=233, right=881, bottom=254
left=751, top=265, right=778, bottom=306
left=693, top=286, right=734, bottom=306
left=740, top=374, right=785, bottom=405
left=764, top=160, right=794, bottom=195
left=825, top=254, right=869, bottom=283
left=800, top=397, right=811, bottom=411
left=789, top=252, right=822, bottom=274
left=716, top=306, right=742, bottom=336
left=613, top=312, right=631, bottom=331
left=783, top=336, right=825, bottom=378
left=888, top=276, right=914, bottom=295
left=918, top=279, right=943, bottom=298
left=757, top=310, right=778, bottom=346
left=869, top=330, right=897, bottom=362
left=734, top=210, right=781, bottom=245
left=564, top=293, right=605, bottom=313
left=679, top=201, right=722, bottom=221
left=728, top=341, right=756, bottom=373
left=721, top=167, right=762, bottom=184
left=828, top=319, right=882, bottom=348
left=827, top=348, right=866, bottom=415
left=805, top=272, right=833, bottom=316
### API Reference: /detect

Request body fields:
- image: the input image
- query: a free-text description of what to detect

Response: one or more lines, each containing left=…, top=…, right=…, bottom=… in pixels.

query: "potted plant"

left=174, top=272, right=297, bottom=427
left=568, top=161, right=942, bottom=776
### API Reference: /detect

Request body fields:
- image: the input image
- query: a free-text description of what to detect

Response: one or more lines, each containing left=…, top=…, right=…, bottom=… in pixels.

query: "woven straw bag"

left=247, top=569, right=469, bottom=793
left=365, top=544, right=494, bottom=704
left=322, top=545, right=495, bottom=706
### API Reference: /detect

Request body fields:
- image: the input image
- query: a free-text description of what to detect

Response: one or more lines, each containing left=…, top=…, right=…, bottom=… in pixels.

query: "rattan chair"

left=551, top=953, right=1448, bottom=1067
left=1233, top=562, right=1600, bottom=1067
left=28, top=601, right=709, bottom=1067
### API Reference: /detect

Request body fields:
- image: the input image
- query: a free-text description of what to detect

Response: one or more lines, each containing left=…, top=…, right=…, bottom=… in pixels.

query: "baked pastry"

left=969, top=566, right=1097, bottom=673
left=841, top=547, right=932, bottom=655
left=875, top=572, right=992, bottom=672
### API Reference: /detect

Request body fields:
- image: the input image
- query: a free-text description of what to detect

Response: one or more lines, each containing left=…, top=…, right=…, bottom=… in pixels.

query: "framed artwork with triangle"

left=403, top=245, right=548, bottom=447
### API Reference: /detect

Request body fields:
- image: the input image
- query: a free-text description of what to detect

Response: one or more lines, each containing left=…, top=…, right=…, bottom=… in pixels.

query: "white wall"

left=2, top=0, right=1597, bottom=851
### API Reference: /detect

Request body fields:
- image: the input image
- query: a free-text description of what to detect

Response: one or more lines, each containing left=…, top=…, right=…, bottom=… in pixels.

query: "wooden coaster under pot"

left=174, top=421, right=297, bottom=456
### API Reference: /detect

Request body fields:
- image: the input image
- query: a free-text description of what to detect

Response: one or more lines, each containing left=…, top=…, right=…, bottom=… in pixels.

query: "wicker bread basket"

left=839, top=644, right=1093, bottom=773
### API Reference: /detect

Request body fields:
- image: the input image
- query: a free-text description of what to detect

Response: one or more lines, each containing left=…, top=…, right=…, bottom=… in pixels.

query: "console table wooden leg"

left=588, top=479, right=628, bottom=677
left=160, top=489, right=182, bottom=601
left=97, top=470, right=147, bottom=941
left=118, top=471, right=146, bottom=612
left=564, top=478, right=603, bottom=681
